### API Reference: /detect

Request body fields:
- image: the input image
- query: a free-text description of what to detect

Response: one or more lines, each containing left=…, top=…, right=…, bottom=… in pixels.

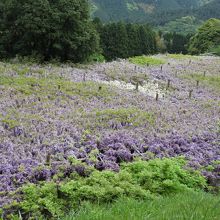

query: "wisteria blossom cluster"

left=0, top=55, right=220, bottom=207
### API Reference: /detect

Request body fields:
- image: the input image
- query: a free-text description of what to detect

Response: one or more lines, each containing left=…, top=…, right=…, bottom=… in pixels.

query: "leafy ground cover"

left=0, top=55, right=220, bottom=219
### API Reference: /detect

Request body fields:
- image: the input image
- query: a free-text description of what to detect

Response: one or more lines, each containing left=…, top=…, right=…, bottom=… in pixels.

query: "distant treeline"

left=94, top=19, right=157, bottom=60
left=0, top=0, right=215, bottom=63
left=93, top=18, right=191, bottom=61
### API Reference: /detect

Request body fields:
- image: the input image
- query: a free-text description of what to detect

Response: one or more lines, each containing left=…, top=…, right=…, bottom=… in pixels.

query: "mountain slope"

left=90, top=0, right=215, bottom=23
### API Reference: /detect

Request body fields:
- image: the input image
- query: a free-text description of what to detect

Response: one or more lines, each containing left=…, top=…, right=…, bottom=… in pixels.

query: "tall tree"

left=188, top=18, right=220, bottom=54
left=101, top=22, right=128, bottom=60
left=0, top=0, right=99, bottom=62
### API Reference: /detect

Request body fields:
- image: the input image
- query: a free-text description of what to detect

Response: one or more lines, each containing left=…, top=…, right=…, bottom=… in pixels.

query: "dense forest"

left=90, top=0, right=220, bottom=23
left=90, top=0, right=220, bottom=34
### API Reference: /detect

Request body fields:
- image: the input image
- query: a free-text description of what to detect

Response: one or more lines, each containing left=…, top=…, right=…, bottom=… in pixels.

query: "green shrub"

left=88, top=53, right=105, bottom=63
left=188, top=19, right=220, bottom=55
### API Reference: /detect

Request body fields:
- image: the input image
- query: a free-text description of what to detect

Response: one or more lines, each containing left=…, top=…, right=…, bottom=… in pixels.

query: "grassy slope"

left=64, top=192, right=220, bottom=220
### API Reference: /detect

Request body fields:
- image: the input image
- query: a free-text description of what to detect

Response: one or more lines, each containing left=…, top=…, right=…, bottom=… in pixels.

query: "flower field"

left=0, top=55, right=220, bottom=218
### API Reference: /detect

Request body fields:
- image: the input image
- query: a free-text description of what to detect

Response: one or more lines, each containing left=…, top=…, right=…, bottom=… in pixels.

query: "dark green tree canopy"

left=97, top=21, right=157, bottom=61
left=188, top=18, right=220, bottom=54
left=0, top=0, right=99, bottom=62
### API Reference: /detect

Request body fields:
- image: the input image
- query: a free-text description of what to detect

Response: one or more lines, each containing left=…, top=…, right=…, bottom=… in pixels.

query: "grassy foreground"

left=64, top=192, right=220, bottom=220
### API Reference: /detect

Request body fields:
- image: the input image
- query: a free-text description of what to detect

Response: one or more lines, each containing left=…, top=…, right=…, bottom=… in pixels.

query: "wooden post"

left=135, top=82, right=139, bottom=91
left=203, top=71, right=206, bottom=77
left=46, top=153, right=51, bottom=166
left=167, top=79, right=171, bottom=89
left=156, top=93, right=159, bottom=101
left=196, top=80, right=199, bottom=88
left=189, top=90, right=193, bottom=99
left=83, top=72, right=86, bottom=82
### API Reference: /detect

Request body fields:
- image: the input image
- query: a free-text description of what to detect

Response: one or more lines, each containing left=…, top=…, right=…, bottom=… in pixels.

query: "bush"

left=188, top=18, right=220, bottom=54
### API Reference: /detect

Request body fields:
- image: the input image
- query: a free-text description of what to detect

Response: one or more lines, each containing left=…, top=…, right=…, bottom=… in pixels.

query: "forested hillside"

left=90, top=0, right=220, bottom=34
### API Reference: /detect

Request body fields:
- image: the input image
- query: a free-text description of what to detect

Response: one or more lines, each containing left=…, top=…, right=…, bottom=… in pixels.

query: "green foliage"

left=218, top=121, right=220, bottom=134
left=121, top=158, right=207, bottom=194
left=188, top=18, right=220, bottom=54
left=20, top=183, right=66, bottom=219
left=209, top=45, right=220, bottom=56
left=163, top=32, right=192, bottom=54
left=88, top=53, right=106, bottom=63
left=1, top=118, right=19, bottom=129
left=90, top=0, right=218, bottom=27
left=129, top=56, right=165, bottom=66
left=100, top=22, right=129, bottom=60
left=64, top=192, right=220, bottom=220
left=158, top=16, right=202, bottom=35
left=7, top=158, right=207, bottom=219
left=0, top=0, right=99, bottom=62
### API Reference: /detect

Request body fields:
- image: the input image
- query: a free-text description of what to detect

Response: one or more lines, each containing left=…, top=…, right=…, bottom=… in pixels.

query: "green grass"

left=0, top=76, right=115, bottom=99
left=129, top=56, right=165, bottom=66
left=64, top=192, right=220, bottom=220
left=167, top=54, right=197, bottom=60
left=182, top=73, right=220, bottom=91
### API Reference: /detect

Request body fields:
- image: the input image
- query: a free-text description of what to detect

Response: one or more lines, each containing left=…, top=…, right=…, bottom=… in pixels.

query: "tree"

left=163, top=32, right=191, bottom=54
left=100, top=22, right=128, bottom=60
left=0, top=0, right=99, bottom=62
left=98, top=21, right=157, bottom=61
left=188, top=18, right=220, bottom=54
left=126, top=23, right=140, bottom=57
left=138, top=25, right=156, bottom=55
